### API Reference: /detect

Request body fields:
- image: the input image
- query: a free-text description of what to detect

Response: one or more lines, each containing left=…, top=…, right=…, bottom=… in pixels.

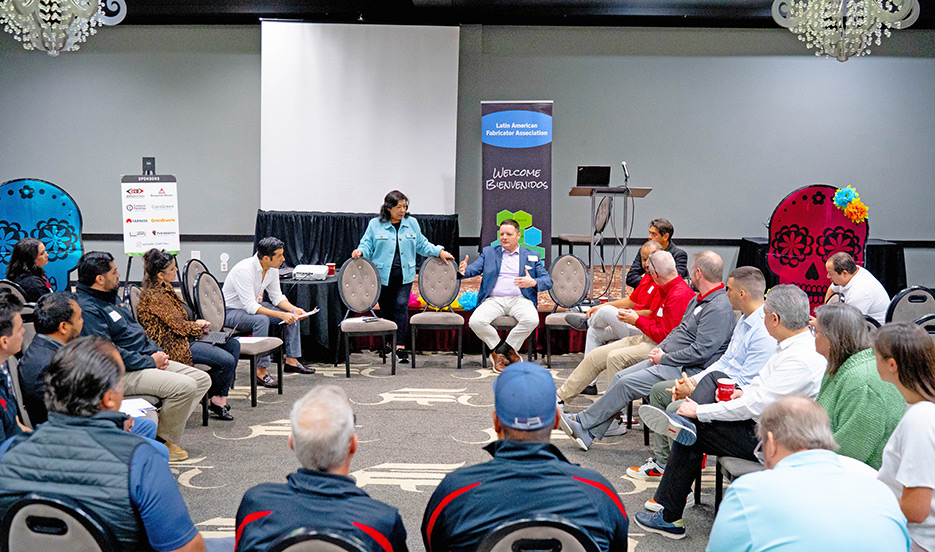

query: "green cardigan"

left=816, top=348, right=906, bottom=470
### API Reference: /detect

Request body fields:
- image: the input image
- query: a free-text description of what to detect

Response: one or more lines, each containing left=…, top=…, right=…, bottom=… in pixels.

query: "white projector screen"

left=261, top=21, right=460, bottom=214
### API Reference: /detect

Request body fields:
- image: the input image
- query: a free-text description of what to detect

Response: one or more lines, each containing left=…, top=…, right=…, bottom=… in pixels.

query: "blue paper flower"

left=458, top=291, right=479, bottom=311
left=833, top=186, right=858, bottom=209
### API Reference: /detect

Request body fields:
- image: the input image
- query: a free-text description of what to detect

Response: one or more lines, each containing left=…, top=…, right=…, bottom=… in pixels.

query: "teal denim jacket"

left=356, top=216, right=444, bottom=286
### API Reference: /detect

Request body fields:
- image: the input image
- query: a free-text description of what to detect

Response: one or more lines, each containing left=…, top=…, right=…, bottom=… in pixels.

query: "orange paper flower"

left=845, top=199, right=869, bottom=223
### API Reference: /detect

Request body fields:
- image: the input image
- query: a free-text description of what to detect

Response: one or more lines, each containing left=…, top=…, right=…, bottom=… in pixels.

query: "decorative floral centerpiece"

left=833, top=186, right=868, bottom=224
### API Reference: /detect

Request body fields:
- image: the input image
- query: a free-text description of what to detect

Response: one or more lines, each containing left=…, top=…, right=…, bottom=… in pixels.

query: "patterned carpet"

left=175, top=348, right=719, bottom=552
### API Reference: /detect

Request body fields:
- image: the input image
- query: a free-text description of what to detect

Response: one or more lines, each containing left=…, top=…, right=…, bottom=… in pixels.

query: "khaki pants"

left=557, top=334, right=656, bottom=402
left=123, top=361, right=211, bottom=445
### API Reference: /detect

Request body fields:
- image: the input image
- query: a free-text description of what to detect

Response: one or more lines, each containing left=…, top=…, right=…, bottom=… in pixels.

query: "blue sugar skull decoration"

left=0, top=179, right=83, bottom=291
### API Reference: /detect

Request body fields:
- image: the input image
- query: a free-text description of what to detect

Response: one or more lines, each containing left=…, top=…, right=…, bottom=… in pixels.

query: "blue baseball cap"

left=494, top=362, right=557, bottom=431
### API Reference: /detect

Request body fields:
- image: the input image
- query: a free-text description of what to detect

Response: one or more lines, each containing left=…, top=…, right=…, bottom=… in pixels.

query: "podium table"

left=568, top=186, right=652, bottom=300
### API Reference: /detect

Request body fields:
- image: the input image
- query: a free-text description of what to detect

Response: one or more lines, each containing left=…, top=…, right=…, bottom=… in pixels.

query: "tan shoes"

left=489, top=352, right=507, bottom=373
left=165, top=442, right=189, bottom=462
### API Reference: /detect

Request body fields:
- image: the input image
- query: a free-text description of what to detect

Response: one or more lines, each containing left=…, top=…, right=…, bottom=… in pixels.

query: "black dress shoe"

left=581, top=384, right=598, bottom=395
left=208, top=404, right=234, bottom=421
left=256, top=373, right=279, bottom=388
left=284, top=362, right=316, bottom=374
left=395, top=349, right=409, bottom=364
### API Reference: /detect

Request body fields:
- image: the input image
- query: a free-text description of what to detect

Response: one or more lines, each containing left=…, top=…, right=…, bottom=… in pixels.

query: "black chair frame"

left=268, top=530, right=367, bottom=552
left=475, top=515, right=600, bottom=552
left=0, top=493, right=119, bottom=552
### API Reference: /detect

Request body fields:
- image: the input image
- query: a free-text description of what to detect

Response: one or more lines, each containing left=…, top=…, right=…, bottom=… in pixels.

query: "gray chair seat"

left=491, top=316, right=518, bottom=328
left=411, top=311, right=464, bottom=326
left=545, top=312, right=577, bottom=327
left=715, top=456, right=765, bottom=512
left=341, top=318, right=398, bottom=333
left=238, top=337, right=284, bottom=356
left=556, top=233, right=592, bottom=243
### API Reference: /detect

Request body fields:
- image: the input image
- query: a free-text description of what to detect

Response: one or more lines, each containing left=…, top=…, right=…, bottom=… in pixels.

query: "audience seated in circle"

left=634, top=285, right=826, bottom=540
left=234, top=385, right=407, bottom=552
left=636, top=266, right=775, bottom=486
left=422, top=362, right=629, bottom=552
left=76, top=251, right=210, bottom=462
left=560, top=251, right=735, bottom=451
left=0, top=337, right=206, bottom=552
left=707, top=396, right=910, bottom=552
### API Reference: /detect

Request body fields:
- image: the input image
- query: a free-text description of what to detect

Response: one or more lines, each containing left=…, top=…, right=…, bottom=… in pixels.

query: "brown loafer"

left=256, top=373, right=278, bottom=388
left=505, top=347, right=522, bottom=366
left=490, top=352, right=507, bottom=373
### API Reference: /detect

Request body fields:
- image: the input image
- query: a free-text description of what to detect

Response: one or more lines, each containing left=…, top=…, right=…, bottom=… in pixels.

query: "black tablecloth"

left=738, top=237, right=907, bottom=297
left=255, top=210, right=459, bottom=268
left=280, top=277, right=345, bottom=362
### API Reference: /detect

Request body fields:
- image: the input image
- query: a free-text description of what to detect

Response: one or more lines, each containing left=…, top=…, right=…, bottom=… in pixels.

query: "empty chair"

left=335, top=258, right=397, bottom=378
left=195, top=272, right=283, bottom=407
left=181, top=258, right=209, bottom=313
left=410, top=258, right=464, bottom=370
left=885, top=286, right=935, bottom=324
left=865, top=314, right=881, bottom=332
left=915, top=314, right=935, bottom=345
left=476, top=516, right=599, bottom=552
left=269, top=531, right=367, bottom=552
left=0, top=493, right=119, bottom=552
left=556, top=196, right=612, bottom=272
left=543, top=255, right=590, bottom=367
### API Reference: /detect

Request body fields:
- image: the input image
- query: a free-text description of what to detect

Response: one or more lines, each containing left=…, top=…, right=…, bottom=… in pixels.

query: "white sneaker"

left=626, top=457, right=665, bottom=480
left=604, top=418, right=628, bottom=437
left=644, top=493, right=695, bottom=513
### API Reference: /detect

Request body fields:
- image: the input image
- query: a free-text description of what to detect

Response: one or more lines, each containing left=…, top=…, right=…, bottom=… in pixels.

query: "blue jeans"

left=190, top=338, right=240, bottom=398
left=224, top=302, right=301, bottom=368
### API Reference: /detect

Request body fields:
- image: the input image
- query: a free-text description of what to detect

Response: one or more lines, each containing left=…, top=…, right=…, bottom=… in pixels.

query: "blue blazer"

left=463, top=245, right=552, bottom=307
left=356, top=216, right=444, bottom=286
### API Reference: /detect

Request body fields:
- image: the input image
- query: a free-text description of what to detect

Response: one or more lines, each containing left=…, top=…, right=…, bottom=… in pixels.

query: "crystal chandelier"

left=0, top=0, right=126, bottom=56
left=772, top=0, right=920, bottom=61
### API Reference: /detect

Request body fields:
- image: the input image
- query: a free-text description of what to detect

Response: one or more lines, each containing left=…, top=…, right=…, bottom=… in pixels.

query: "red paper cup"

left=599, top=296, right=609, bottom=304
left=717, top=378, right=736, bottom=402
left=326, top=263, right=336, bottom=275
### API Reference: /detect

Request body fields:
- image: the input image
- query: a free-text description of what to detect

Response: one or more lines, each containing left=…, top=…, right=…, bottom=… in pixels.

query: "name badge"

left=528, top=255, right=538, bottom=262
left=694, top=306, right=703, bottom=316
left=108, top=310, right=122, bottom=322
left=657, top=307, right=664, bottom=317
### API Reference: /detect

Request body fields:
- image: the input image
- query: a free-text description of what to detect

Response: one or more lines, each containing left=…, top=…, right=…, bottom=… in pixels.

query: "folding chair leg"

left=334, top=329, right=341, bottom=367
left=715, top=460, right=724, bottom=513
left=546, top=325, right=552, bottom=368
left=202, top=394, right=208, bottom=426
left=345, top=333, right=351, bottom=378
left=694, top=465, right=703, bottom=506
left=250, top=357, right=257, bottom=408
left=482, top=342, right=488, bottom=370
left=411, top=327, right=417, bottom=369
left=277, top=345, right=284, bottom=395
left=382, top=335, right=387, bottom=365
left=626, top=401, right=633, bottom=429
left=457, top=326, right=463, bottom=370
left=391, top=333, right=397, bottom=375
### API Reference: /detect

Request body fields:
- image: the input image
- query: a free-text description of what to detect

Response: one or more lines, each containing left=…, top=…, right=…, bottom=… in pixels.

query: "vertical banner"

left=481, top=101, right=552, bottom=265
left=121, top=175, right=181, bottom=255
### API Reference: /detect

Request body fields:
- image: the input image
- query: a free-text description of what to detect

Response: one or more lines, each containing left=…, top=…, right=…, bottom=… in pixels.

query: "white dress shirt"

left=696, top=330, right=826, bottom=423
left=831, top=267, right=890, bottom=325
left=222, top=255, right=287, bottom=315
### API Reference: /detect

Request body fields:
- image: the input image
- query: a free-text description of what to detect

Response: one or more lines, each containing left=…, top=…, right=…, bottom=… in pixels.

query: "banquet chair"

left=543, top=255, right=589, bottom=368
left=410, top=257, right=464, bottom=369
left=335, top=258, right=397, bottom=378
left=556, top=196, right=612, bottom=273
left=195, top=272, right=283, bottom=407
left=181, top=258, right=209, bottom=313
left=885, top=286, right=935, bottom=324
left=476, top=516, right=599, bottom=552
left=268, top=531, right=367, bottom=552
left=1, top=493, right=119, bottom=552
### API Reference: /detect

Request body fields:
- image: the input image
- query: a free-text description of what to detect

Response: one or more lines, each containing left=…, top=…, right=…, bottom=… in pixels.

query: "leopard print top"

left=137, top=282, right=202, bottom=366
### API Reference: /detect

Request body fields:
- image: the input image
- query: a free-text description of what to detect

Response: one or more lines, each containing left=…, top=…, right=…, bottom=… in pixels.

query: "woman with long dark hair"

left=5, top=238, right=51, bottom=302
left=875, top=322, right=935, bottom=552
left=137, top=249, right=239, bottom=420
left=813, top=303, right=904, bottom=469
left=352, top=190, right=454, bottom=362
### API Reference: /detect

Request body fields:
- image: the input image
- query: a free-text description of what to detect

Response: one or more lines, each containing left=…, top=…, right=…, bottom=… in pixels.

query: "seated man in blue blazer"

left=459, top=219, right=552, bottom=372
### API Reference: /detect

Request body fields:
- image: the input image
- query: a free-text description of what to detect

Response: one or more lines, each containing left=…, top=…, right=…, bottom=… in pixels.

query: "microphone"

left=621, top=161, right=630, bottom=180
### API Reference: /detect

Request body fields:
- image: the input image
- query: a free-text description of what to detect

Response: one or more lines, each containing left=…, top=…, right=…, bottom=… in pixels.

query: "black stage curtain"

left=254, top=210, right=460, bottom=268
left=738, top=237, right=907, bottom=298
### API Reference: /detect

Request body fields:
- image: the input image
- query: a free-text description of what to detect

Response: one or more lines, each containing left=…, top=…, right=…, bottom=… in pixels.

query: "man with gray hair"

left=556, top=249, right=695, bottom=405
left=708, top=396, right=910, bottom=551
left=560, top=251, right=734, bottom=450
left=635, top=285, right=826, bottom=539
left=234, top=385, right=407, bottom=552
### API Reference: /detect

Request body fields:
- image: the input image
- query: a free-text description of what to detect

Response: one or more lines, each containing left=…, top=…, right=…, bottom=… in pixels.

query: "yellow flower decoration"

left=845, top=199, right=869, bottom=223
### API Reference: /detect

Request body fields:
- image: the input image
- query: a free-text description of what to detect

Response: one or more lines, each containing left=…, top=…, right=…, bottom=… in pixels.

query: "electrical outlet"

left=221, top=261, right=229, bottom=272
left=191, top=250, right=201, bottom=260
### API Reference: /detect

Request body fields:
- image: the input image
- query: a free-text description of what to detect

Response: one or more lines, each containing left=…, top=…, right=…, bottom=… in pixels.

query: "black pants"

left=379, top=268, right=412, bottom=345
left=656, top=370, right=759, bottom=521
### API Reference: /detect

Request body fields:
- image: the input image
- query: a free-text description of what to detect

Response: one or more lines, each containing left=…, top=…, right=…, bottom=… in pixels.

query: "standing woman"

left=352, top=190, right=454, bottom=363
left=137, top=249, right=240, bottom=421
left=874, top=322, right=935, bottom=552
left=5, top=238, right=52, bottom=302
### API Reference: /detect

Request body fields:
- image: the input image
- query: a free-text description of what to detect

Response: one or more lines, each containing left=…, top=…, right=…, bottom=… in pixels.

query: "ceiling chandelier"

left=0, top=0, right=126, bottom=56
left=772, top=0, right=920, bottom=61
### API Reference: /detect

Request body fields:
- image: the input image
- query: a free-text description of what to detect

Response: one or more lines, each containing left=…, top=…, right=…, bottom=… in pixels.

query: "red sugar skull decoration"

left=767, top=184, right=868, bottom=311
